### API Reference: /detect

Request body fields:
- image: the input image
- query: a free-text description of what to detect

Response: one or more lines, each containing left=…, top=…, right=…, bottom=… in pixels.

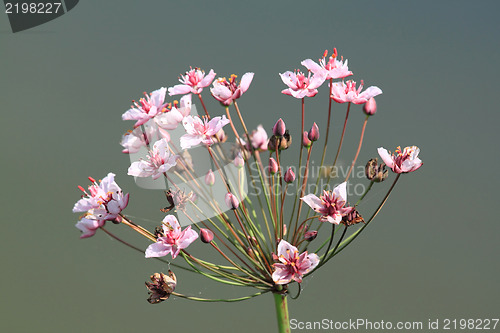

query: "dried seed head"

left=365, top=158, right=388, bottom=182
left=145, top=270, right=177, bottom=304
left=341, top=208, right=365, bottom=226
left=268, top=130, right=292, bottom=151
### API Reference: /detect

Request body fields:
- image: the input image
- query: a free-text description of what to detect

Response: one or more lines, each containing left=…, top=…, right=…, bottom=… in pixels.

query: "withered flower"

left=161, top=190, right=175, bottom=213
left=268, top=130, right=292, bottom=151
left=341, top=207, right=365, bottom=227
left=145, top=270, right=177, bottom=304
left=365, top=158, right=388, bottom=182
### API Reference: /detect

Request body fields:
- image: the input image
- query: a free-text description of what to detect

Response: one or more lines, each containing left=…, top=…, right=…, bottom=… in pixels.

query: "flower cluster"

left=72, top=48, right=423, bottom=332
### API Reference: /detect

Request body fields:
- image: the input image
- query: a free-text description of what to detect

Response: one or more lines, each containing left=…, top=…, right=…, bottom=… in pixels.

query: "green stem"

left=172, top=290, right=269, bottom=302
left=273, top=292, right=291, bottom=333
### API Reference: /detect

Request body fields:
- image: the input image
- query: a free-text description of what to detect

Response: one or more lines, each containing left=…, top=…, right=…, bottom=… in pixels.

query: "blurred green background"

left=1, top=1, right=499, bottom=332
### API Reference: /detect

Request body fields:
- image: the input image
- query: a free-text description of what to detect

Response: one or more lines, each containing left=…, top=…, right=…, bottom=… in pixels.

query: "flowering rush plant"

left=72, top=49, right=422, bottom=333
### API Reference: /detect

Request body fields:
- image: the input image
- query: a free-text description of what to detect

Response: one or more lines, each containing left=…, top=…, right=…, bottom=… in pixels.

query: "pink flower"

left=73, top=173, right=129, bottom=221
left=180, top=115, right=230, bottom=149
left=210, top=73, right=254, bottom=105
left=75, top=209, right=107, bottom=239
left=128, top=139, right=178, bottom=179
left=154, top=94, right=192, bottom=130
left=280, top=70, right=326, bottom=98
left=378, top=146, right=423, bottom=173
left=272, top=240, right=319, bottom=284
left=120, top=126, right=155, bottom=154
left=330, top=80, right=382, bottom=104
left=250, top=125, right=268, bottom=151
left=122, top=87, right=168, bottom=128
left=145, top=215, right=198, bottom=259
left=301, top=182, right=352, bottom=224
left=301, top=48, right=353, bottom=80
left=168, top=67, right=216, bottom=95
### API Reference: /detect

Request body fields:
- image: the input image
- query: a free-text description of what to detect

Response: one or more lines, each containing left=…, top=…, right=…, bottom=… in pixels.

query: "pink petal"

left=199, top=69, right=216, bottom=88
left=377, top=147, right=394, bottom=169
left=332, top=182, right=347, bottom=203
left=301, top=59, right=323, bottom=74
left=300, top=194, right=323, bottom=211
left=239, top=72, right=254, bottom=94
left=168, top=84, right=193, bottom=96
left=277, top=239, right=298, bottom=259
left=145, top=242, right=172, bottom=258
left=180, top=134, right=202, bottom=150
left=177, top=227, right=199, bottom=249
left=272, top=265, right=292, bottom=285
left=279, top=72, right=297, bottom=89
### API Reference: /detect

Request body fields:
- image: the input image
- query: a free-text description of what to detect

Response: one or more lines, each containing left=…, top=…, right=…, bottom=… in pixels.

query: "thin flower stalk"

left=345, top=115, right=369, bottom=181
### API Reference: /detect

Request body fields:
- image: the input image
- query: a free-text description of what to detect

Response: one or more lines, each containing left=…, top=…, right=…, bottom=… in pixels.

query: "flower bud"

left=365, top=158, right=388, bottom=182
left=302, top=131, right=311, bottom=148
left=304, top=230, right=318, bottom=242
left=269, top=157, right=278, bottom=174
left=273, top=118, right=286, bottom=136
left=284, top=167, right=295, bottom=183
left=363, top=97, right=377, bottom=116
left=308, top=123, right=319, bottom=142
left=225, top=192, right=239, bottom=210
left=233, top=152, right=245, bottom=168
left=200, top=228, right=214, bottom=243
left=215, top=128, right=227, bottom=142
left=205, top=169, right=215, bottom=186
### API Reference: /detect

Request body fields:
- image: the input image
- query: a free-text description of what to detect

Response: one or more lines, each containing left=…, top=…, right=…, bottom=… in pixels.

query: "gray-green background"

left=2, top=1, right=499, bottom=332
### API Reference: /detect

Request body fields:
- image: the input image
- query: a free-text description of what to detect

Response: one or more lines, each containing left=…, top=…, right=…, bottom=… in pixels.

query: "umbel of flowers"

left=72, top=49, right=422, bottom=333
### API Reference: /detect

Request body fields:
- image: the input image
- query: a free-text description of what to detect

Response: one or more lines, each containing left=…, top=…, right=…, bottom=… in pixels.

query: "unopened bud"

left=308, top=122, right=320, bottom=142
left=304, top=230, right=318, bottom=241
left=200, top=228, right=214, bottom=243
left=205, top=169, right=215, bottom=186
left=302, top=131, right=311, bottom=148
left=363, top=97, right=377, bottom=116
left=365, top=158, right=388, bottom=182
left=233, top=152, right=245, bottom=168
left=284, top=167, right=295, bottom=183
left=273, top=118, right=286, bottom=136
left=269, top=157, right=278, bottom=174
left=215, top=128, right=227, bottom=142
left=225, top=192, right=239, bottom=210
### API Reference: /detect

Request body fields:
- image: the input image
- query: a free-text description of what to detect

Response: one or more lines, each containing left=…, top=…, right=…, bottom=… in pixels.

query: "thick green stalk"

left=273, top=292, right=291, bottom=333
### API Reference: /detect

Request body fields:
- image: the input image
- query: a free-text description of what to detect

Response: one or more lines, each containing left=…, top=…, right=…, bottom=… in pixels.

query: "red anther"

left=332, top=48, right=338, bottom=58
left=323, top=49, right=328, bottom=58
left=88, top=176, right=96, bottom=183
left=78, top=185, right=86, bottom=192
